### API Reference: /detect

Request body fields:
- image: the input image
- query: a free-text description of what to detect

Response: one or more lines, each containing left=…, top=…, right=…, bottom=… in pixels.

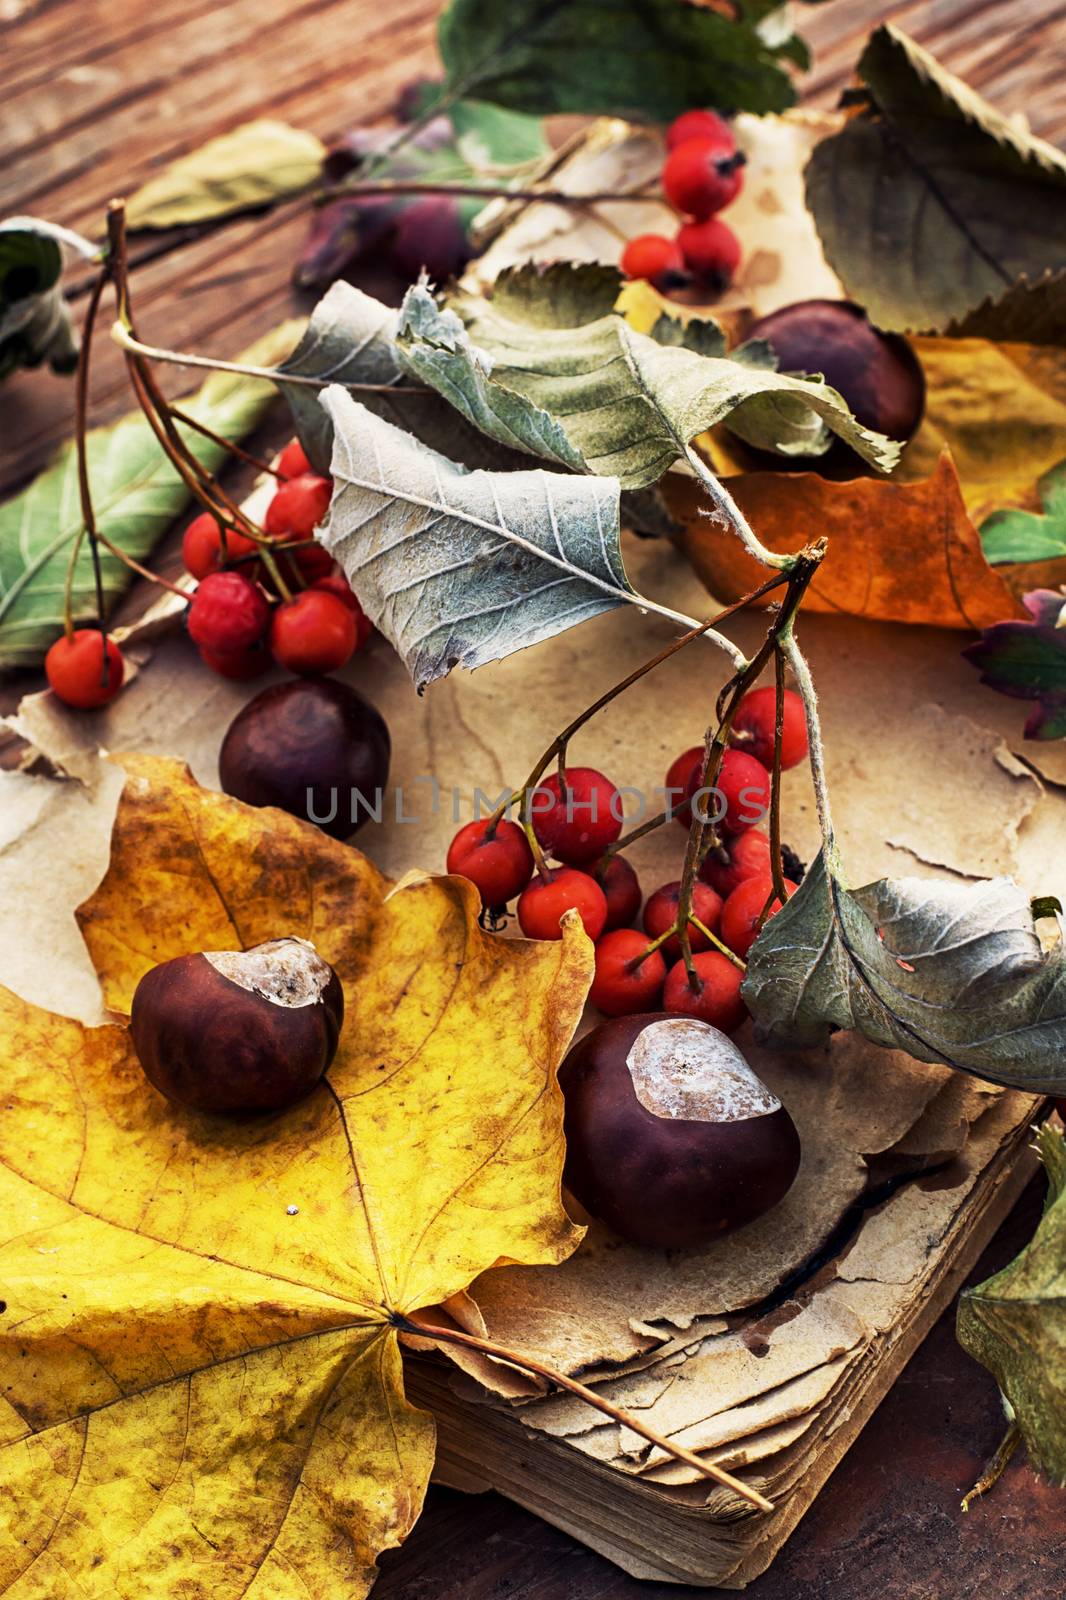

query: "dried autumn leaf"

left=125, top=120, right=327, bottom=230
left=317, top=387, right=708, bottom=691
left=957, top=1122, right=1066, bottom=1484
left=805, top=25, right=1066, bottom=333
left=667, top=451, right=1021, bottom=630
left=902, top=336, right=1066, bottom=531
left=964, top=589, right=1066, bottom=740
left=433, top=265, right=898, bottom=482
left=0, top=753, right=592, bottom=1598
left=0, top=216, right=95, bottom=381
left=943, top=268, right=1066, bottom=347
left=742, top=853, right=1066, bottom=1096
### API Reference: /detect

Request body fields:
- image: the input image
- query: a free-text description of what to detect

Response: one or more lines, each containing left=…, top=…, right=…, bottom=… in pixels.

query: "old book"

left=406, top=1086, right=1040, bottom=1587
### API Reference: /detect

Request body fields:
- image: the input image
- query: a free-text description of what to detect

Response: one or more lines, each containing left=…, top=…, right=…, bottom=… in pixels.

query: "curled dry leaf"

left=0, top=217, right=94, bottom=381
left=957, top=1122, right=1066, bottom=1486
left=0, top=753, right=592, bottom=1599
left=667, top=451, right=1021, bottom=630
left=124, top=120, right=327, bottom=230
left=742, top=853, right=1066, bottom=1097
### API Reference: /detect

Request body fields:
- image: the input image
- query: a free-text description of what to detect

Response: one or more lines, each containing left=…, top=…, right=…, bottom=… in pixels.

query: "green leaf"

left=805, top=25, right=1066, bottom=333
left=742, top=852, right=1066, bottom=1096
left=957, top=1123, right=1066, bottom=1485
left=436, top=0, right=807, bottom=120
left=124, top=121, right=327, bottom=230
left=318, top=387, right=693, bottom=691
left=0, top=217, right=95, bottom=381
left=394, top=266, right=898, bottom=485
left=0, top=322, right=302, bottom=670
left=981, top=462, right=1066, bottom=564
left=448, top=99, right=548, bottom=169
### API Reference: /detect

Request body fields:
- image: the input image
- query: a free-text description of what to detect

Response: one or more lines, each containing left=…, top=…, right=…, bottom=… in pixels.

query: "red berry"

left=666, top=109, right=735, bottom=152
left=311, top=574, right=373, bottom=648
left=642, top=879, right=723, bottom=961
left=531, top=767, right=622, bottom=866
left=446, top=818, right=534, bottom=908
left=666, top=745, right=704, bottom=828
left=685, top=747, right=771, bottom=836
left=264, top=474, right=333, bottom=539
left=517, top=868, right=607, bottom=942
left=594, top=854, right=642, bottom=931
left=731, top=685, right=808, bottom=771
left=270, top=589, right=357, bottom=675
left=662, top=138, right=745, bottom=219
left=181, top=512, right=258, bottom=580
left=700, top=828, right=772, bottom=897
left=590, top=929, right=666, bottom=1017
left=676, top=217, right=741, bottom=291
left=277, top=438, right=312, bottom=479
left=198, top=642, right=272, bottom=681
left=663, top=950, right=746, bottom=1032
left=187, top=571, right=270, bottom=653
left=620, top=233, right=685, bottom=287
left=45, top=629, right=124, bottom=709
left=720, top=873, right=797, bottom=959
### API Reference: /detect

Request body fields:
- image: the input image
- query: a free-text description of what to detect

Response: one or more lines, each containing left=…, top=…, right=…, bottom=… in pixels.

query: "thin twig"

left=685, top=444, right=794, bottom=572
left=780, top=630, right=837, bottom=869
left=168, top=405, right=283, bottom=479
left=767, top=648, right=790, bottom=906
left=111, top=322, right=434, bottom=393
left=395, top=1313, right=773, bottom=1513
left=319, top=177, right=661, bottom=205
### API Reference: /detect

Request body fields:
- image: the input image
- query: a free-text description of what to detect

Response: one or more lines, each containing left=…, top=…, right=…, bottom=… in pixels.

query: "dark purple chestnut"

left=390, top=196, right=473, bottom=284
left=746, top=298, right=925, bottom=445
left=559, top=1013, right=800, bottom=1249
left=130, top=937, right=344, bottom=1114
left=219, top=676, right=390, bottom=841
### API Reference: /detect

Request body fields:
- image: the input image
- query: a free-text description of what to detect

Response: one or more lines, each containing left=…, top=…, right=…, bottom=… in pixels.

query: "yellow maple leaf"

left=0, top=754, right=591, bottom=1598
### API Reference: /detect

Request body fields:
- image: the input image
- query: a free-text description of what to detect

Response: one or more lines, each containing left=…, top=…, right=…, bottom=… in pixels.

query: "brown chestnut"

left=559, top=1013, right=800, bottom=1248
left=130, top=936, right=344, bottom=1113
left=219, top=676, right=390, bottom=841
left=746, top=298, right=925, bottom=447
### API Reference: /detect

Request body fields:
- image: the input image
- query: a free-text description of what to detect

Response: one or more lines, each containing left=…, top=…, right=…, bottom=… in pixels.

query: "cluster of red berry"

left=183, top=440, right=370, bottom=680
left=621, top=108, right=744, bottom=297
left=447, top=684, right=808, bottom=1033
left=44, top=440, right=370, bottom=709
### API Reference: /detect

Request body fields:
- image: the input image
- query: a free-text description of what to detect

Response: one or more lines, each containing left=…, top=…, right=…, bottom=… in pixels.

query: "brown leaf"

left=669, top=452, right=1023, bottom=629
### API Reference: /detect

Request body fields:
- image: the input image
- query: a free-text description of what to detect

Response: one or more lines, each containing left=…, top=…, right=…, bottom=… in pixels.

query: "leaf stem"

left=684, top=444, right=794, bottom=571
left=110, top=322, right=434, bottom=394
left=961, top=1421, right=1021, bottom=1511
left=393, top=1312, right=773, bottom=1513
left=780, top=629, right=837, bottom=870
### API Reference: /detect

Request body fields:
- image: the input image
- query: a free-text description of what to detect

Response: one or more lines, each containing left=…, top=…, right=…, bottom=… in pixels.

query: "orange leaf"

left=670, top=451, right=1024, bottom=629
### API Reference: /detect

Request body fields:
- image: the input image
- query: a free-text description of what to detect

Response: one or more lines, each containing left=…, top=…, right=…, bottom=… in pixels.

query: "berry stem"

left=510, top=573, right=788, bottom=833
left=690, top=915, right=746, bottom=971
left=71, top=265, right=111, bottom=655
left=167, top=404, right=284, bottom=480
left=673, top=542, right=827, bottom=980
left=318, top=177, right=661, bottom=206
left=392, top=1312, right=773, bottom=1513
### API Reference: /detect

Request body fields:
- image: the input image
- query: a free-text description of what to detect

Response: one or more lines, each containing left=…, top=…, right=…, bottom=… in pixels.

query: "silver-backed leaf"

left=742, top=852, right=1066, bottom=1094
left=318, top=387, right=631, bottom=689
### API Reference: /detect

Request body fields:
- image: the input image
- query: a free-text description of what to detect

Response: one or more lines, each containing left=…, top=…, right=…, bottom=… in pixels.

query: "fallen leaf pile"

left=0, top=753, right=592, bottom=1597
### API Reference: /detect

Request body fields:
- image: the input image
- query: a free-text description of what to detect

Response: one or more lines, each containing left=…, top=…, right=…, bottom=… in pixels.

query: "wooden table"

left=2, top=0, right=1065, bottom=1592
